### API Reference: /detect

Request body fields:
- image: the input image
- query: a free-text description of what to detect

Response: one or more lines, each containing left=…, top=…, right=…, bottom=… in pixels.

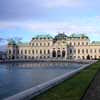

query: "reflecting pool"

left=0, top=62, right=82, bottom=99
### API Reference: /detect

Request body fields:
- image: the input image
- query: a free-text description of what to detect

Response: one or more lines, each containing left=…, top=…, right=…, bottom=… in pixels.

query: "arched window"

left=74, top=42, right=76, bottom=46
left=25, top=56, right=27, bottom=59
left=70, top=42, right=72, bottom=46
left=32, top=56, right=34, bottom=59
left=57, top=50, right=61, bottom=57
left=78, top=49, right=80, bottom=54
left=94, top=49, right=96, bottom=53
left=32, top=50, right=34, bottom=54
left=9, top=49, right=11, bottom=54
left=28, top=50, right=31, bottom=54
left=21, top=50, right=23, bottom=54
left=48, top=43, right=50, bottom=46
left=74, top=49, right=76, bottom=54
left=90, top=49, right=92, bottom=53
left=40, top=43, right=42, bottom=46
left=44, top=50, right=46, bottom=54
left=36, top=50, right=38, bottom=54
left=36, top=43, right=38, bottom=46
left=44, top=43, right=46, bottom=46
left=48, top=50, right=50, bottom=54
left=99, top=49, right=100, bottom=53
left=32, top=43, right=34, bottom=46
left=40, top=50, right=42, bottom=54
left=52, top=50, right=56, bottom=57
left=86, top=49, right=88, bottom=53
left=86, top=42, right=88, bottom=45
left=70, top=49, right=72, bottom=54
left=82, top=56, right=85, bottom=59
left=40, top=56, right=42, bottom=59
left=13, top=50, right=15, bottom=54
left=82, top=42, right=84, bottom=45
left=25, top=50, right=27, bottom=54
left=62, top=50, right=65, bottom=57
left=82, top=49, right=84, bottom=54
left=78, top=42, right=80, bottom=46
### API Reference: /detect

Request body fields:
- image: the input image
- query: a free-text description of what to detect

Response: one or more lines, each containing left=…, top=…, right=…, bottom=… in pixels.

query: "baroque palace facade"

left=7, top=33, right=100, bottom=60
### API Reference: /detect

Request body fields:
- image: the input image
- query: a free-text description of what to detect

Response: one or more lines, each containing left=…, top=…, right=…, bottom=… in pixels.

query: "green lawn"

left=32, top=61, right=100, bottom=100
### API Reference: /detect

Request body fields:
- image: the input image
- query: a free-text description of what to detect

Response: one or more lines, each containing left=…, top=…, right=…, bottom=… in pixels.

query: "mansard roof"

left=91, top=41, right=100, bottom=45
left=69, top=33, right=89, bottom=39
left=54, top=33, right=67, bottom=40
left=33, top=34, right=53, bottom=39
left=17, top=42, right=29, bottom=46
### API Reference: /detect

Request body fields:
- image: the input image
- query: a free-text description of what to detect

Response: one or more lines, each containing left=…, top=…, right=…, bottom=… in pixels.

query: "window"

left=44, top=43, right=46, bottom=46
left=40, top=43, right=42, bottom=46
left=70, top=42, right=72, bottom=46
left=32, top=43, right=34, bottom=46
left=73, top=42, right=75, bottom=46
left=86, top=49, right=88, bottom=53
left=78, top=42, right=80, bottom=46
left=48, top=43, right=50, bottom=46
left=13, top=50, right=15, bottom=54
left=82, top=49, right=84, bottom=54
left=70, top=49, right=72, bottom=54
left=32, top=50, right=34, bottom=54
left=95, top=55, right=97, bottom=59
left=74, top=50, right=76, bottom=54
left=48, top=50, right=50, bottom=54
left=90, top=49, right=92, bottom=53
left=36, top=50, right=38, bottom=54
left=25, top=56, right=27, bottom=59
left=62, top=50, right=65, bottom=57
left=82, top=56, right=85, bottom=59
left=78, top=56, right=80, bottom=58
left=36, top=43, right=38, bottom=46
left=78, top=49, right=80, bottom=54
left=28, top=50, right=31, bottom=54
left=17, top=50, right=19, bottom=54
left=9, top=49, right=11, bottom=54
left=48, top=56, right=50, bottom=58
left=86, top=42, right=88, bottom=45
left=94, top=49, right=96, bottom=53
left=21, top=50, right=23, bottom=54
left=25, top=50, right=27, bottom=54
left=40, top=50, right=42, bottom=54
left=44, top=50, right=46, bottom=54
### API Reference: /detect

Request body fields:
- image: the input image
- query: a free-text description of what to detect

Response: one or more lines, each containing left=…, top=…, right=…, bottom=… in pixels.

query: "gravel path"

left=82, top=71, right=100, bottom=100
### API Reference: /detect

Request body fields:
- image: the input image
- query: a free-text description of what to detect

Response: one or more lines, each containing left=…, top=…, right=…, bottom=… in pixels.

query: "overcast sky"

left=0, top=0, right=100, bottom=44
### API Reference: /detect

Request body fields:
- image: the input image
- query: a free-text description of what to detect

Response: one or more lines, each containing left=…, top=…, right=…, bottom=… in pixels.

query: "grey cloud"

left=0, top=0, right=47, bottom=21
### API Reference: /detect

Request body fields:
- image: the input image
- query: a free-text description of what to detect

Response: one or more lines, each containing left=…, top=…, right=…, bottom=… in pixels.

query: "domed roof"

left=8, top=39, right=16, bottom=45
left=34, top=34, right=53, bottom=39
left=54, top=33, right=67, bottom=40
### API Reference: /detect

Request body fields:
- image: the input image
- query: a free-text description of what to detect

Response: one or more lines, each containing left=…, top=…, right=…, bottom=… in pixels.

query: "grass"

left=32, top=61, right=100, bottom=100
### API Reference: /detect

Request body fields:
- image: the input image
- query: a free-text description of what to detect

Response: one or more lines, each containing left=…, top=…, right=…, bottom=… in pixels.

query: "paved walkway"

left=82, top=71, right=100, bottom=100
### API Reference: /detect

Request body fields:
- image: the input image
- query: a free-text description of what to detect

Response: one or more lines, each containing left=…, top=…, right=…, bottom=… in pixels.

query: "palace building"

left=7, top=33, right=100, bottom=60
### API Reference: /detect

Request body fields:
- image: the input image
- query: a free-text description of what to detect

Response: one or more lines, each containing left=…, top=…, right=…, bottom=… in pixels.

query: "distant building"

left=7, top=33, right=100, bottom=60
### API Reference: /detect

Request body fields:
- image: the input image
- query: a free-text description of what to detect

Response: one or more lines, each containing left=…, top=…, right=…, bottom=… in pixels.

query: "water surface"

left=0, top=62, right=82, bottom=99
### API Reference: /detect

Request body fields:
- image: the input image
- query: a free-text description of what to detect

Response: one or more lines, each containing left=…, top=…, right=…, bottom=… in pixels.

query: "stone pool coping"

left=4, top=63, right=94, bottom=100
left=0, top=59, right=97, bottom=64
